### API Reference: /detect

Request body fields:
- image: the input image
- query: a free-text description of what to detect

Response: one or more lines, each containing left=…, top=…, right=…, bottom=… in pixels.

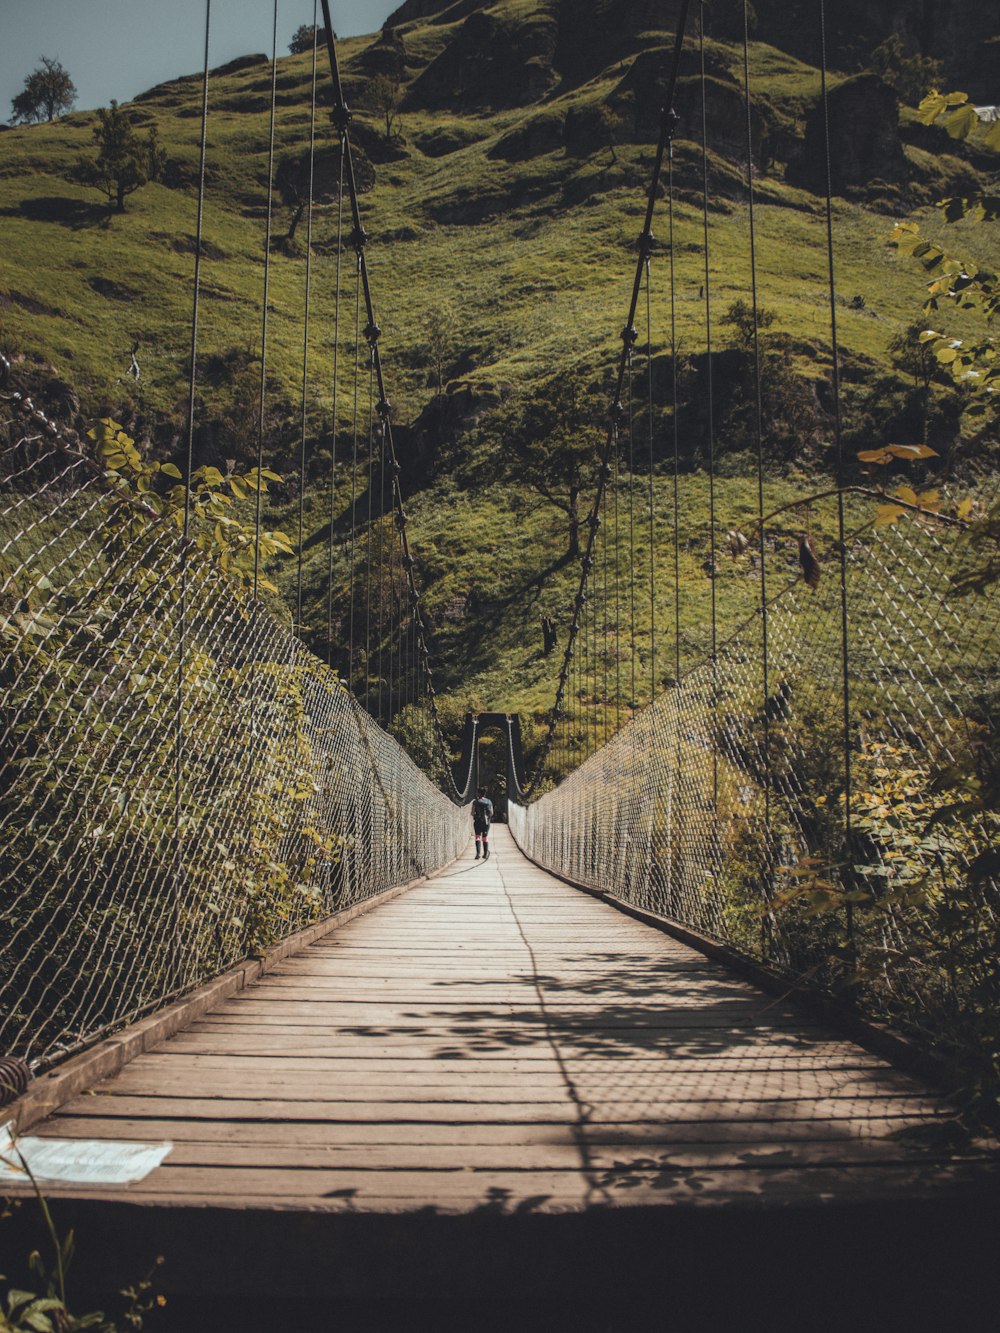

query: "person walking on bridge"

left=473, top=786, right=493, bottom=860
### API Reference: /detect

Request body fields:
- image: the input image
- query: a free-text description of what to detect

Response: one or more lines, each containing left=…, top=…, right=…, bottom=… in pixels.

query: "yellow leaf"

left=887, top=443, right=938, bottom=460
left=876, top=505, right=905, bottom=526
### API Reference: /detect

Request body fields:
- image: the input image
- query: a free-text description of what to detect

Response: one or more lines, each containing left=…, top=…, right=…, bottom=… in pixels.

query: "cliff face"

left=408, top=9, right=558, bottom=109
left=379, top=0, right=997, bottom=213
left=749, top=0, right=1000, bottom=98
left=388, top=0, right=1000, bottom=98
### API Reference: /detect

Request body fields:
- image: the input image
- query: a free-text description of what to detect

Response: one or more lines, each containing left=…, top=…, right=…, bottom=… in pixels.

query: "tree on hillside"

left=367, top=74, right=401, bottom=140
left=719, top=298, right=776, bottom=349
left=424, top=304, right=457, bottom=394
left=81, top=102, right=166, bottom=213
left=494, top=374, right=605, bottom=563
left=10, top=56, right=77, bottom=124
left=289, top=24, right=332, bottom=54
left=867, top=35, right=943, bottom=107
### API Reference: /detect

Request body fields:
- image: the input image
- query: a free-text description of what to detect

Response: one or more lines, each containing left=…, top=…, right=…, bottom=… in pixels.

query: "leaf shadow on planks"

left=325, top=949, right=850, bottom=1062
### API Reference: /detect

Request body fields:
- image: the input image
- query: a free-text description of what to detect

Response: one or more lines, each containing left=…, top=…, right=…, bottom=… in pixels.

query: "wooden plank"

left=13, top=825, right=991, bottom=1218
left=52, top=1093, right=944, bottom=1123
left=43, top=1114, right=948, bottom=1148
left=16, top=1138, right=973, bottom=1173
left=116, top=1049, right=890, bottom=1072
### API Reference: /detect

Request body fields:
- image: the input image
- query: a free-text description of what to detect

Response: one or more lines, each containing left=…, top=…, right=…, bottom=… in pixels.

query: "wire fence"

left=512, top=492, right=1000, bottom=1057
left=0, top=430, right=467, bottom=1070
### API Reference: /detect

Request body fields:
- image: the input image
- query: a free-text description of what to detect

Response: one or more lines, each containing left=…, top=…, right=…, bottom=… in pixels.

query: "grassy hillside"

left=1, top=0, right=997, bottom=774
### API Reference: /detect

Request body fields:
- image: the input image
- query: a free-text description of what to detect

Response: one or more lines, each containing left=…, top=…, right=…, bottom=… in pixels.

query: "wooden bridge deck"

left=22, top=826, right=995, bottom=1214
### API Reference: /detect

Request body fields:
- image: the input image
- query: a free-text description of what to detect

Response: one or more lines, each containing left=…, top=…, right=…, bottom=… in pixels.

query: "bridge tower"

left=453, top=712, right=529, bottom=818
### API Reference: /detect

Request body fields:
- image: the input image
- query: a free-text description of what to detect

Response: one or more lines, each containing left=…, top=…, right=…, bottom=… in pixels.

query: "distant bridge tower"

left=453, top=712, right=529, bottom=817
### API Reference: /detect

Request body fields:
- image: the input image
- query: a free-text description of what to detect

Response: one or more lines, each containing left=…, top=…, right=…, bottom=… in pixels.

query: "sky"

left=1, top=1, right=399, bottom=118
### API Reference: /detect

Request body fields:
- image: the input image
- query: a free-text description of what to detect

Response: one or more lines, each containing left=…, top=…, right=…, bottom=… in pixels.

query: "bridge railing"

left=511, top=491, right=999, bottom=1055
left=0, top=431, right=467, bottom=1070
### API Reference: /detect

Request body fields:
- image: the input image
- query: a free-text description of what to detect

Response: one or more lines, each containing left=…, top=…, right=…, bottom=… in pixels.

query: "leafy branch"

left=88, top=420, right=294, bottom=593
left=889, top=91, right=999, bottom=414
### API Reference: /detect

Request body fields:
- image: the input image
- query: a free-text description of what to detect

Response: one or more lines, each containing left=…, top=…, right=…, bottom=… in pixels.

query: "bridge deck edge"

left=6, top=854, right=465, bottom=1137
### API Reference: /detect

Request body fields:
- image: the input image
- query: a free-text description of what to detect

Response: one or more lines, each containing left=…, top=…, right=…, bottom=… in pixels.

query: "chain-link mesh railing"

left=512, top=494, right=999, bottom=1051
left=0, top=431, right=467, bottom=1070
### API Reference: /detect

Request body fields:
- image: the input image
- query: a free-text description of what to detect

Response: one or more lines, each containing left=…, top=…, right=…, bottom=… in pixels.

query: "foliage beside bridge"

left=0, top=424, right=466, bottom=1068
left=513, top=492, right=1000, bottom=1124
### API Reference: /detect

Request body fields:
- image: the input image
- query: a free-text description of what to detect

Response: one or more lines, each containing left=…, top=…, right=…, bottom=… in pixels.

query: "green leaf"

left=160, top=463, right=182, bottom=479
left=22, top=1310, right=56, bottom=1332
left=944, top=104, right=979, bottom=140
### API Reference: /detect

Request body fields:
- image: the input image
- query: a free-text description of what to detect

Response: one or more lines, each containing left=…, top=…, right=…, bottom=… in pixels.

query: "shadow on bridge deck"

left=5, top=827, right=998, bottom=1331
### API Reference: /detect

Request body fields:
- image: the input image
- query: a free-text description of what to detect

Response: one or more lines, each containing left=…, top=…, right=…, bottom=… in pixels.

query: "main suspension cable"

left=319, top=0, right=459, bottom=796
left=529, top=0, right=691, bottom=791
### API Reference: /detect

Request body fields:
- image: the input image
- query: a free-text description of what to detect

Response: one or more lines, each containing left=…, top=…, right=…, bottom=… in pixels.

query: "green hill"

left=1, top=0, right=997, bottom=774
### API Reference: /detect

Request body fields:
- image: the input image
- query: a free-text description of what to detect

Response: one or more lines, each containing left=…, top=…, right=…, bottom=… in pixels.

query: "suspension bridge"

left=1, top=0, right=998, bottom=1327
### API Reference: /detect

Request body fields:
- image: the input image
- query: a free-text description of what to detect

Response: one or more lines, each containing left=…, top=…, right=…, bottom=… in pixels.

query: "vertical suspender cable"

left=699, top=3, right=719, bottom=811
left=613, top=428, right=621, bottom=733
left=602, top=486, right=609, bottom=746
left=176, top=0, right=212, bottom=974
left=364, top=355, right=375, bottom=712
left=627, top=351, right=637, bottom=710
left=326, top=146, right=346, bottom=668
left=591, top=518, right=599, bottom=755
left=297, top=0, right=319, bottom=633
left=668, top=140, right=683, bottom=909
left=645, top=259, right=657, bottom=702
left=347, top=261, right=361, bottom=691
left=377, top=407, right=387, bottom=723
left=669, top=147, right=681, bottom=690
left=819, top=0, right=854, bottom=942
left=741, top=0, right=775, bottom=950
left=253, top=0, right=279, bottom=602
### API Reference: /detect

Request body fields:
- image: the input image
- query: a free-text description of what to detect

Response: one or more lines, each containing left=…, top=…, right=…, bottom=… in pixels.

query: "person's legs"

left=483, top=835, right=489, bottom=860
left=475, top=833, right=481, bottom=859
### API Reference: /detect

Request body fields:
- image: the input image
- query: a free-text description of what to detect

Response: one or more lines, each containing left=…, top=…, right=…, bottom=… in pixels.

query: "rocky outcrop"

left=276, top=141, right=376, bottom=205
left=387, top=0, right=484, bottom=24
left=750, top=0, right=1000, bottom=99
left=360, top=26, right=408, bottom=82
left=406, top=10, right=557, bottom=110
left=786, top=75, right=908, bottom=196
left=489, top=110, right=564, bottom=162
left=396, top=381, right=503, bottom=475
left=552, top=0, right=686, bottom=86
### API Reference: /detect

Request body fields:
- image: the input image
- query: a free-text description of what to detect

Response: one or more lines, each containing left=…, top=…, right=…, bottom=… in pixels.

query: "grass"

left=1, top=0, right=996, bottom=765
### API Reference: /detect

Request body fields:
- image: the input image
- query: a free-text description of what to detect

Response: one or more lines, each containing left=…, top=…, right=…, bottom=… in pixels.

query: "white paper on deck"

left=0, top=1123, right=171, bottom=1185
